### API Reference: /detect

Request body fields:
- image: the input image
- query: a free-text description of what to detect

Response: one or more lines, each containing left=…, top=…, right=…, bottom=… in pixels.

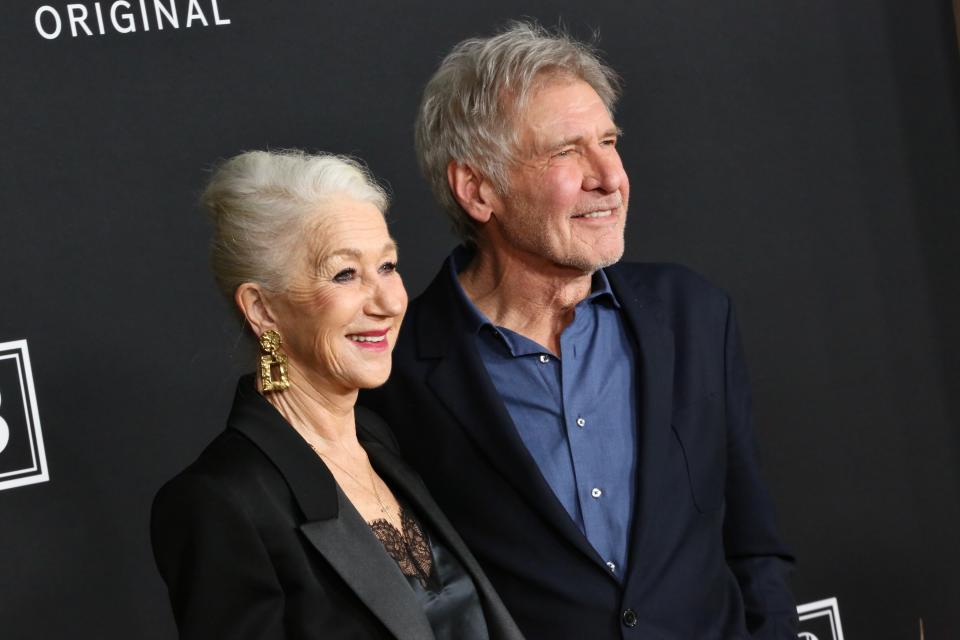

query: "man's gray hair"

left=201, top=149, right=389, bottom=299
left=415, top=20, right=621, bottom=244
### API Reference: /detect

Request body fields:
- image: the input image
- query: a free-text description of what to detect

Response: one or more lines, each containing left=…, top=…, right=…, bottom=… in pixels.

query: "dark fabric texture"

left=151, top=376, right=523, bottom=640
left=360, top=259, right=799, bottom=640
left=405, top=528, right=491, bottom=640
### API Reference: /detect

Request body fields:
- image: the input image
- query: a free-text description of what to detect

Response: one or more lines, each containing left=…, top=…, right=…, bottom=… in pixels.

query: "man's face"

left=489, top=77, right=629, bottom=273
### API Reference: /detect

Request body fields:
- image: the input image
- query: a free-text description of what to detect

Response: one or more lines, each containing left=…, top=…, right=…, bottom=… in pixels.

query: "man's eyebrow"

left=544, top=127, right=624, bottom=151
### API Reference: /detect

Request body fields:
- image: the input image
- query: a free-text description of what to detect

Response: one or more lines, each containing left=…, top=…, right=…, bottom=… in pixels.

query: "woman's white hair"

left=201, top=149, right=389, bottom=299
left=415, top=20, right=621, bottom=245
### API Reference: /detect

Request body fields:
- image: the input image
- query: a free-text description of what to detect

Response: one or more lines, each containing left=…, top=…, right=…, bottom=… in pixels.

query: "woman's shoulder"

left=167, top=427, right=269, bottom=481
left=152, top=428, right=282, bottom=522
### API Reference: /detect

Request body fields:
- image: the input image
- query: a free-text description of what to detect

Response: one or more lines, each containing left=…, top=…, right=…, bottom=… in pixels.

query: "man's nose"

left=584, top=148, right=625, bottom=194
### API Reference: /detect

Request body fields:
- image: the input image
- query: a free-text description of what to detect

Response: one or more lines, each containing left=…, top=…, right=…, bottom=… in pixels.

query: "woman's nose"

left=367, top=277, right=407, bottom=318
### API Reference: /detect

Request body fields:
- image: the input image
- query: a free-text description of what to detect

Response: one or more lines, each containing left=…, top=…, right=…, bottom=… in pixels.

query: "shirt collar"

left=447, top=245, right=621, bottom=339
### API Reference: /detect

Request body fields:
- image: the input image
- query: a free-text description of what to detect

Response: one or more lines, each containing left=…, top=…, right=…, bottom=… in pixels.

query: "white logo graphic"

left=0, top=390, right=10, bottom=453
left=0, top=339, right=50, bottom=492
left=35, top=0, right=231, bottom=40
left=797, top=597, right=845, bottom=640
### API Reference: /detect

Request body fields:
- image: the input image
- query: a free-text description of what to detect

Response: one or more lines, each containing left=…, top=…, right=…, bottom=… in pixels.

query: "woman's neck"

left=260, top=362, right=362, bottom=455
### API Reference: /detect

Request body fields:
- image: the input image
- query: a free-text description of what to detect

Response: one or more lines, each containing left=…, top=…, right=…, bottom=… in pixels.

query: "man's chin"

left=560, top=246, right=625, bottom=273
left=595, top=253, right=624, bottom=270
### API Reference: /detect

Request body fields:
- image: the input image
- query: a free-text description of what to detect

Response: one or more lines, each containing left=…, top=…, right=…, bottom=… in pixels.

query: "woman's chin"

left=358, top=374, right=391, bottom=390
left=352, top=365, right=392, bottom=391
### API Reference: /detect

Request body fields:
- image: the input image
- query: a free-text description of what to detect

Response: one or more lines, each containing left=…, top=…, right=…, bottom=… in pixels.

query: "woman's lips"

left=346, top=329, right=390, bottom=351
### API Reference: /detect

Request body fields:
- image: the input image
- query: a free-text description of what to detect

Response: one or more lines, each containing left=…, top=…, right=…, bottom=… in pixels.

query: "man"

left=361, top=21, right=798, bottom=639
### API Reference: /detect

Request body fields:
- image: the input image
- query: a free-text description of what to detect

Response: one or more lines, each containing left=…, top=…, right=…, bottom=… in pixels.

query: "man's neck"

left=458, top=245, right=594, bottom=355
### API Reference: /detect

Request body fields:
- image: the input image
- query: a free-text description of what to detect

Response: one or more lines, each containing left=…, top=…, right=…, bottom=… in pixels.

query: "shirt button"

left=606, top=561, right=616, bottom=572
left=539, top=354, right=549, bottom=363
left=591, top=487, right=602, bottom=498
left=622, top=608, right=638, bottom=628
left=576, top=417, right=586, bottom=427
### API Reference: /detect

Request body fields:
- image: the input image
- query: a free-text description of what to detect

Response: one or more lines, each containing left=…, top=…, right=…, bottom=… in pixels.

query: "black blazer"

left=360, top=260, right=798, bottom=639
left=151, top=376, right=524, bottom=640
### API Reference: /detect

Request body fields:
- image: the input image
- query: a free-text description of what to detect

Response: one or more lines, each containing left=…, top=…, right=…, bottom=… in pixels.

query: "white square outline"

left=797, top=596, right=845, bottom=640
left=0, top=353, right=36, bottom=476
left=0, top=339, right=49, bottom=490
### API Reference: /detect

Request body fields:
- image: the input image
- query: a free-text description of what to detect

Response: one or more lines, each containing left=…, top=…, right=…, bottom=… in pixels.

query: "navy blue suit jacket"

left=360, top=260, right=798, bottom=639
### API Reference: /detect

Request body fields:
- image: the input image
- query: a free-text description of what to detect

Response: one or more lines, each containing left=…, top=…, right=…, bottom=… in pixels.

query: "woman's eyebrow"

left=317, top=248, right=361, bottom=267
left=319, top=241, right=397, bottom=265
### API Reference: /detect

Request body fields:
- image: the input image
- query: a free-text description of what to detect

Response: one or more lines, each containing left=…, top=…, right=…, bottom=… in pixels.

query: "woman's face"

left=270, top=197, right=407, bottom=395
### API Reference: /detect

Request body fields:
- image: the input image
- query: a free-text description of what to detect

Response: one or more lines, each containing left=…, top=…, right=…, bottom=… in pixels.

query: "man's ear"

left=448, top=161, right=499, bottom=225
left=235, top=283, right=279, bottom=338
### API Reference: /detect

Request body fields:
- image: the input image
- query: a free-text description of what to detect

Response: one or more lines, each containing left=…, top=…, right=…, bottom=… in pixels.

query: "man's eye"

left=601, top=138, right=618, bottom=147
left=555, top=149, right=573, bottom=158
left=379, top=261, right=398, bottom=274
left=333, top=268, right=356, bottom=283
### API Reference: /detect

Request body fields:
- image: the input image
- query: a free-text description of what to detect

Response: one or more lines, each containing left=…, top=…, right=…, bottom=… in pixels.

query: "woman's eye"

left=379, top=261, right=398, bottom=274
left=333, top=268, right=356, bottom=283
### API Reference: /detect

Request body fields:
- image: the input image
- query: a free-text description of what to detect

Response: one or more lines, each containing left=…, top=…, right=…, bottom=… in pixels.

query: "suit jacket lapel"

left=605, top=266, right=676, bottom=576
left=226, top=377, right=434, bottom=640
left=416, top=262, right=610, bottom=570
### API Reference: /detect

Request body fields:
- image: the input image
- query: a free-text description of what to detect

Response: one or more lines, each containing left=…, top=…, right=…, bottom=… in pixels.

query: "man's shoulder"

left=356, top=406, right=402, bottom=452
left=405, top=256, right=457, bottom=312
left=606, top=261, right=730, bottom=309
left=392, top=258, right=733, bottom=357
left=404, top=258, right=726, bottom=304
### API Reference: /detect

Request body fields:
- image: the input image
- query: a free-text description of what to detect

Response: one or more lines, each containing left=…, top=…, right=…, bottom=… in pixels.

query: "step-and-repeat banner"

left=1, top=1, right=958, bottom=638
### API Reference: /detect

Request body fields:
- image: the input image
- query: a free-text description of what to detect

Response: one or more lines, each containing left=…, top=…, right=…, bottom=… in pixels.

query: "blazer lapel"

left=416, top=262, right=610, bottom=570
left=362, top=433, right=485, bottom=582
left=360, top=432, right=523, bottom=640
left=226, top=377, right=434, bottom=640
left=299, top=496, right=435, bottom=640
left=605, top=266, right=677, bottom=576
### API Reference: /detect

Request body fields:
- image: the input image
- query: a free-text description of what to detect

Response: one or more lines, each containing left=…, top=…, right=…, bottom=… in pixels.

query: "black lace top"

left=369, top=508, right=434, bottom=587
left=369, top=506, right=490, bottom=640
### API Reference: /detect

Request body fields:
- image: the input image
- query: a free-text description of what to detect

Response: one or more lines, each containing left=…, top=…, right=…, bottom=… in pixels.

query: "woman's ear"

left=447, top=161, right=499, bottom=225
left=235, top=283, right=278, bottom=337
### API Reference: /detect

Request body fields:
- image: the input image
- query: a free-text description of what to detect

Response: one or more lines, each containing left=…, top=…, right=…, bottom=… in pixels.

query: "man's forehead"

left=520, top=98, right=617, bottom=149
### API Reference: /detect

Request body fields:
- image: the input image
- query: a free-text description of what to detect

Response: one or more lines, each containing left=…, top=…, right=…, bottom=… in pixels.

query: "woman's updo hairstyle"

left=201, top=149, right=389, bottom=299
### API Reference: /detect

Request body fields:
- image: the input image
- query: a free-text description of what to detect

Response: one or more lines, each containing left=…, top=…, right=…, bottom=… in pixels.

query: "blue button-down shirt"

left=449, top=248, right=638, bottom=576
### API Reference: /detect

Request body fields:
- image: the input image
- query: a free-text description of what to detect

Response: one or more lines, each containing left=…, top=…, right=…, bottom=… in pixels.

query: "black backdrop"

left=1, top=1, right=958, bottom=638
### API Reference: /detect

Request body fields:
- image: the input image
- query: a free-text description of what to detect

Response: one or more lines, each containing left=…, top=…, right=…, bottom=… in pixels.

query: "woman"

left=151, top=149, right=523, bottom=640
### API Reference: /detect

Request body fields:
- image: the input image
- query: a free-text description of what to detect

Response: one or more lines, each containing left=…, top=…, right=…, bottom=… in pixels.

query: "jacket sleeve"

left=151, top=474, right=287, bottom=640
left=721, top=299, right=800, bottom=639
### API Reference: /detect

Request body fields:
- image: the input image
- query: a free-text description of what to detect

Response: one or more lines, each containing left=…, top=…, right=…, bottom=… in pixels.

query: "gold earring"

left=259, top=329, right=290, bottom=393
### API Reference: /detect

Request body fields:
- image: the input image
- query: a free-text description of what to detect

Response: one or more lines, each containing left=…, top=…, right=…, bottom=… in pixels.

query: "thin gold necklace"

left=310, top=445, right=391, bottom=517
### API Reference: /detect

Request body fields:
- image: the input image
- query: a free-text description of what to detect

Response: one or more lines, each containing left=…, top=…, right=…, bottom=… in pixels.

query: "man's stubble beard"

left=501, top=200, right=627, bottom=274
